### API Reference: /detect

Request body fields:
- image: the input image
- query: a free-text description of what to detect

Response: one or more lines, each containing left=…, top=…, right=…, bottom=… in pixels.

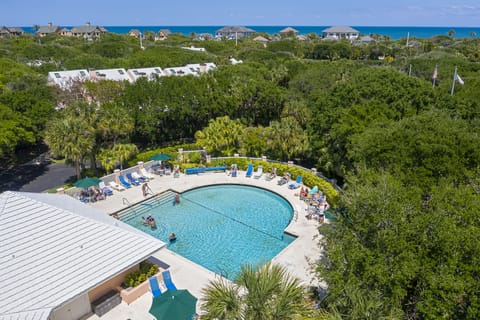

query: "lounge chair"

left=245, top=164, right=253, bottom=178
left=118, top=175, right=132, bottom=188
left=126, top=173, right=141, bottom=186
left=288, top=175, right=303, bottom=189
left=140, top=168, right=155, bottom=179
left=98, top=181, right=113, bottom=196
left=132, top=172, right=148, bottom=182
left=164, top=166, right=172, bottom=175
left=149, top=276, right=163, bottom=298
left=277, top=172, right=290, bottom=185
left=162, top=270, right=177, bottom=290
left=253, top=165, right=263, bottom=179
left=109, top=181, right=126, bottom=191
left=265, top=167, right=277, bottom=181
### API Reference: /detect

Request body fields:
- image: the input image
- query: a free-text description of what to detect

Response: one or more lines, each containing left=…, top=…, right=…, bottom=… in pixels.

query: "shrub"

left=123, top=261, right=159, bottom=288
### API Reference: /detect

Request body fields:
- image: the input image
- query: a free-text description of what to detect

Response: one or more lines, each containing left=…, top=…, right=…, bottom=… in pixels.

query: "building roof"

left=163, top=66, right=198, bottom=77
left=36, top=24, right=60, bottom=34
left=279, top=27, right=298, bottom=34
left=216, top=26, right=256, bottom=34
left=48, top=69, right=90, bottom=89
left=0, top=191, right=165, bottom=320
left=253, top=35, right=269, bottom=42
left=322, top=26, right=359, bottom=33
left=127, top=67, right=164, bottom=81
left=71, top=23, right=107, bottom=34
left=91, top=68, right=133, bottom=82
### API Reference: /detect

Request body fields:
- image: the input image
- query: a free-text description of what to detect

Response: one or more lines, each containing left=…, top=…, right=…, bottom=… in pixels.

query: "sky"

left=1, top=0, right=479, bottom=27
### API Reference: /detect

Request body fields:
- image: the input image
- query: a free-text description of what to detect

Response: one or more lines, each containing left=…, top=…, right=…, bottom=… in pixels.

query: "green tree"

left=44, top=116, right=95, bottom=179
left=195, top=116, right=245, bottom=156
left=112, top=143, right=138, bottom=171
left=267, top=116, right=307, bottom=161
left=202, top=262, right=305, bottom=320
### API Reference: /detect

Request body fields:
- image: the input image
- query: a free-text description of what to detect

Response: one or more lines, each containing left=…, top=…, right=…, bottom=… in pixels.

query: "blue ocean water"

left=22, top=25, right=480, bottom=40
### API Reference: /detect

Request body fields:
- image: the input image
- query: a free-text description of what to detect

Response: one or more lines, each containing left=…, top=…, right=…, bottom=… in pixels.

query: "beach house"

left=279, top=27, right=299, bottom=37
left=0, top=26, right=24, bottom=37
left=70, top=22, right=108, bottom=39
left=322, top=26, right=360, bottom=40
left=36, top=22, right=61, bottom=37
left=215, top=26, right=256, bottom=39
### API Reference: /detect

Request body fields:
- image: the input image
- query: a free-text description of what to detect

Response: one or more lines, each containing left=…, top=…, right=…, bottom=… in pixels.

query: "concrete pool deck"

left=87, top=169, right=325, bottom=319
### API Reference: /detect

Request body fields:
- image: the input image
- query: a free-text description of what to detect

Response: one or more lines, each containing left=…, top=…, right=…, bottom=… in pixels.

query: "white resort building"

left=0, top=191, right=164, bottom=320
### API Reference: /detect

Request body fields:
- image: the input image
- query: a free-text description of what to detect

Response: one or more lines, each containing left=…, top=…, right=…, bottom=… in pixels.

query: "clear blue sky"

left=1, top=0, right=479, bottom=27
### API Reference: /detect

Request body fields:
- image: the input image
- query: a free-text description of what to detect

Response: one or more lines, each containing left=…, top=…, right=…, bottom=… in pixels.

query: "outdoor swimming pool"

left=122, top=184, right=295, bottom=279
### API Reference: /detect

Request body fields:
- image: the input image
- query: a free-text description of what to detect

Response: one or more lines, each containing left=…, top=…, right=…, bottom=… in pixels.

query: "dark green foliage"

left=123, top=261, right=159, bottom=288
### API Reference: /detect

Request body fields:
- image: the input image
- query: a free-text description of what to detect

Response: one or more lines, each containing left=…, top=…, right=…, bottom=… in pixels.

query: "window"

left=54, top=73, right=61, bottom=78
left=80, top=71, right=86, bottom=77
left=118, top=69, right=125, bottom=75
left=155, top=68, right=161, bottom=73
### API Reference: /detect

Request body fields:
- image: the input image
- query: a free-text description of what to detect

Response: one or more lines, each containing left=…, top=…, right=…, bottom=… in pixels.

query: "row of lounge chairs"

left=243, top=164, right=303, bottom=188
left=108, top=168, right=155, bottom=191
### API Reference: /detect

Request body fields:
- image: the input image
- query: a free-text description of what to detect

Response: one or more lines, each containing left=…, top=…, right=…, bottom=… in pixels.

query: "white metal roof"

left=127, top=67, right=164, bottom=81
left=47, top=69, right=89, bottom=89
left=91, top=68, right=133, bottom=82
left=0, top=191, right=165, bottom=320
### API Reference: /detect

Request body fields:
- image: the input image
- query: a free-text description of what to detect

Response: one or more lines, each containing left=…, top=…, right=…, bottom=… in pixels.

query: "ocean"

left=22, top=26, right=480, bottom=40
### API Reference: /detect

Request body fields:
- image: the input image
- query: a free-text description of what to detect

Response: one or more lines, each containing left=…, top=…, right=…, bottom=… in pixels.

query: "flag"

left=455, top=73, right=464, bottom=85
left=432, top=65, right=438, bottom=79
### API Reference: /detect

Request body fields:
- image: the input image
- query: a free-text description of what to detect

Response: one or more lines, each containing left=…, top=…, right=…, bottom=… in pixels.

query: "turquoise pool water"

left=122, top=184, right=295, bottom=279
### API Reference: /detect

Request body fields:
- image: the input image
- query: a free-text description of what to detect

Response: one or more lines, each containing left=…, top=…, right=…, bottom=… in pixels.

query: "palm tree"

left=195, top=116, right=245, bottom=156
left=44, top=116, right=95, bottom=179
left=267, top=117, right=307, bottom=161
left=97, top=103, right=134, bottom=145
left=201, top=262, right=306, bottom=320
left=112, top=143, right=138, bottom=171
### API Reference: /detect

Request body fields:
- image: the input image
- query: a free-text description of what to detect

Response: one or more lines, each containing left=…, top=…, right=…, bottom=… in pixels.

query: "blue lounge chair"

left=118, top=175, right=132, bottom=188
left=288, top=175, right=302, bottom=189
left=126, top=173, right=141, bottom=186
left=162, top=270, right=177, bottom=290
left=126, top=172, right=140, bottom=186
left=149, top=276, right=163, bottom=297
left=98, top=181, right=113, bottom=196
left=245, top=164, right=253, bottom=178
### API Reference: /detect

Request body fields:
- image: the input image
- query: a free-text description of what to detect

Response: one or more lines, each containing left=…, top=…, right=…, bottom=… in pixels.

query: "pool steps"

left=116, top=190, right=177, bottom=221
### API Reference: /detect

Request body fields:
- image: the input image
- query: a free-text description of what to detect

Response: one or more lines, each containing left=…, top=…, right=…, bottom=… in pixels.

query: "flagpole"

left=450, top=66, right=457, bottom=96
left=408, top=64, right=412, bottom=77
left=406, top=32, right=410, bottom=47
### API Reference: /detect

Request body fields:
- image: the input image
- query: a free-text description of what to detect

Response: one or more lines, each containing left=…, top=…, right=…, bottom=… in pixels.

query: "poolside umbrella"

left=150, top=153, right=171, bottom=161
left=149, top=289, right=197, bottom=320
left=73, top=177, right=101, bottom=189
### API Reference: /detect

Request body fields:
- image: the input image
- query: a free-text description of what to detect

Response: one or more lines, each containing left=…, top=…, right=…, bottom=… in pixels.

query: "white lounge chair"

left=132, top=172, right=148, bottom=182
left=109, top=181, right=126, bottom=191
left=253, top=165, right=263, bottom=179
left=99, top=181, right=114, bottom=195
left=141, top=168, right=155, bottom=179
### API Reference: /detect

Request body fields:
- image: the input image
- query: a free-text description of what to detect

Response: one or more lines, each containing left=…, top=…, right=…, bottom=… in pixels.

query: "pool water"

left=123, top=184, right=295, bottom=279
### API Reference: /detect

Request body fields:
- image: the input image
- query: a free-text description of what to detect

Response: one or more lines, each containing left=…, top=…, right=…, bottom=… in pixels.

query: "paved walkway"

left=87, top=169, right=325, bottom=319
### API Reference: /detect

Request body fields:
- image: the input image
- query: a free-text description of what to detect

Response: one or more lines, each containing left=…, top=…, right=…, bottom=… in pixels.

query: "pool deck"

left=87, top=169, right=325, bottom=319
